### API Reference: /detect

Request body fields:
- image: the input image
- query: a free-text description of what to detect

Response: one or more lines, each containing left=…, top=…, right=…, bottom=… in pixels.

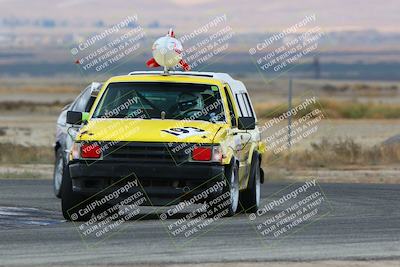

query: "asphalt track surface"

left=0, top=179, right=399, bottom=266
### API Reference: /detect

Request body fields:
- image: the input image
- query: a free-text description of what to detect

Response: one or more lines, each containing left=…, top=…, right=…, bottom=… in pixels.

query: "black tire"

left=53, top=149, right=66, bottom=198
left=61, top=165, right=90, bottom=221
left=239, top=154, right=261, bottom=213
left=208, top=161, right=239, bottom=217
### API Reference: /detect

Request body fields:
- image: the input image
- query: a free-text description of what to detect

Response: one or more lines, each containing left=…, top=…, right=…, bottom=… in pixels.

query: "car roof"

left=126, top=71, right=248, bottom=95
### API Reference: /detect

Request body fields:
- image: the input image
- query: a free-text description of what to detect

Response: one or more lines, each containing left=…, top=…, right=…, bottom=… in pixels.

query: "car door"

left=223, top=84, right=250, bottom=188
left=233, top=90, right=257, bottom=188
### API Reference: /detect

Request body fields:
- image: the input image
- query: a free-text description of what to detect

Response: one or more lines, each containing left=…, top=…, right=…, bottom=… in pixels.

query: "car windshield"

left=92, top=82, right=225, bottom=122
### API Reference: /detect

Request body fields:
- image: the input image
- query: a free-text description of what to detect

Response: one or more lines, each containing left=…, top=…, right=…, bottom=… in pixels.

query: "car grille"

left=102, top=142, right=191, bottom=164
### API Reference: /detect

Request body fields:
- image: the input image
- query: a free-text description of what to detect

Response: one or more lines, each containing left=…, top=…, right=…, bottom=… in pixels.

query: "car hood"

left=77, top=119, right=228, bottom=144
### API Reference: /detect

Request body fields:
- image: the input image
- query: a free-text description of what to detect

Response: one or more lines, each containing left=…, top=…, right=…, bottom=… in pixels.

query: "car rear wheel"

left=239, top=155, right=261, bottom=213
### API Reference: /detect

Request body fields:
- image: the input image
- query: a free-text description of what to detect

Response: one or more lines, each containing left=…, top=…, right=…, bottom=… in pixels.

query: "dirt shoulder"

left=265, top=165, right=400, bottom=184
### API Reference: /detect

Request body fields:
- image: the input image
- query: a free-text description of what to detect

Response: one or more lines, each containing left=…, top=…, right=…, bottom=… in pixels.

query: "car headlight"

left=71, top=142, right=80, bottom=160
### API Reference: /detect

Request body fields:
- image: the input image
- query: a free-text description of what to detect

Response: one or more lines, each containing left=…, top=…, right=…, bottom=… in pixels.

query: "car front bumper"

left=69, top=160, right=225, bottom=205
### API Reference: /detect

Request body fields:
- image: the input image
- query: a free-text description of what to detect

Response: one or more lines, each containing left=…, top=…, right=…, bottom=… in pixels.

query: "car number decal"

left=162, top=127, right=208, bottom=139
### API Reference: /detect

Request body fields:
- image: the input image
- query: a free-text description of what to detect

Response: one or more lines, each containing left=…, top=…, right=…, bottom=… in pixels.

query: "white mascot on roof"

left=146, top=29, right=190, bottom=72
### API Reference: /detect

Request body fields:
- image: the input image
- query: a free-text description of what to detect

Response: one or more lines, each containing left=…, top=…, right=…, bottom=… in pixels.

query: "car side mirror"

left=238, top=117, right=255, bottom=130
left=67, top=111, right=88, bottom=125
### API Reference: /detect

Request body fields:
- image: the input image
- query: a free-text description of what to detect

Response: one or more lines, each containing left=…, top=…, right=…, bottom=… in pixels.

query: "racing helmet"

left=177, top=92, right=203, bottom=112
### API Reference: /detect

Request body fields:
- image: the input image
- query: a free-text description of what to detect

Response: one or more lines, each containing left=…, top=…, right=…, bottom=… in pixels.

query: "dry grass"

left=0, top=85, right=81, bottom=94
left=0, top=100, right=69, bottom=113
left=265, top=138, right=400, bottom=168
left=255, top=99, right=400, bottom=119
left=0, top=143, right=53, bottom=164
left=1, top=138, right=399, bottom=171
left=0, top=171, right=45, bottom=179
left=321, top=83, right=398, bottom=95
left=0, top=140, right=399, bottom=184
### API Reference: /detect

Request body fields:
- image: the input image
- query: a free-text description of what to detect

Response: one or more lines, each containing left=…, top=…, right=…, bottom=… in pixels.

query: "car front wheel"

left=53, top=149, right=65, bottom=198
left=206, top=161, right=239, bottom=217
left=224, top=161, right=240, bottom=217
left=61, top=165, right=90, bottom=221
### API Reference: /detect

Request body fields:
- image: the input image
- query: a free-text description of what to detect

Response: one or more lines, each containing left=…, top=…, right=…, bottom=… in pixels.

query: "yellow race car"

left=62, top=71, right=264, bottom=221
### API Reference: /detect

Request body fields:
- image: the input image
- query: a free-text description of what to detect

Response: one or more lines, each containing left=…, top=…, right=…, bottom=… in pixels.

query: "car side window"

left=243, top=93, right=255, bottom=118
left=236, top=93, right=249, bottom=117
left=224, top=86, right=237, bottom=127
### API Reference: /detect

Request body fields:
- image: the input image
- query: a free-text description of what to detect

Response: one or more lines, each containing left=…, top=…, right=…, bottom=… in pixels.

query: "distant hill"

left=0, top=0, right=399, bottom=33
